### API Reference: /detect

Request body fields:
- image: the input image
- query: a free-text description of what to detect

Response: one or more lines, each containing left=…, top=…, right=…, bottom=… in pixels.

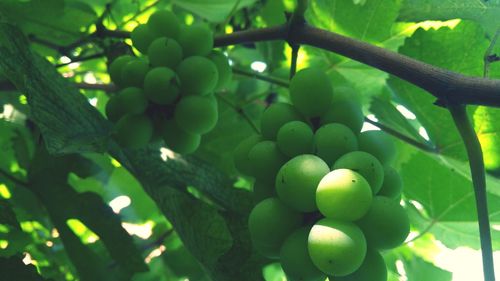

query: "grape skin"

left=161, top=119, right=200, bottom=154
left=276, top=121, right=314, bottom=157
left=280, top=227, right=326, bottom=281
left=290, top=68, right=333, bottom=117
left=114, top=114, right=153, bottom=149
left=316, top=169, right=372, bottom=221
left=308, top=218, right=367, bottom=276
left=177, top=56, right=219, bottom=96
left=377, top=166, right=402, bottom=199
left=143, top=67, right=180, bottom=105
left=178, top=24, right=214, bottom=57
left=248, top=198, right=303, bottom=258
left=275, top=154, right=330, bottom=212
left=320, top=98, right=364, bottom=134
left=356, top=196, right=410, bottom=249
left=147, top=10, right=180, bottom=39
left=121, top=59, right=150, bottom=88
left=334, top=248, right=387, bottom=281
left=260, top=103, right=303, bottom=140
left=248, top=140, right=288, bottom=182
left=108, top=55, right=134, bottom=87
left=105, top=87, right=148, bottom=122
left=148, top=37, right=183, bottom=68
left=208, top=50, right=232, bottom=90
left=130, top=24, right=155, bottom=54
left=358, top=130, right=396, bottom=165
left=174, top=95, right=218, bottom=134
left=233, top=135, right=263, bottom=175
left=314, top=123, right=358, bottom=166
left=333, top=151, right=384, bottom=194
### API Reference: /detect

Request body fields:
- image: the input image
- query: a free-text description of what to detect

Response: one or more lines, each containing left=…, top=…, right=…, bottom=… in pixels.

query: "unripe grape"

left=147, top=10, right=180, bottom=39
left=160, top=119, right=200, bottom=154
left=357, top=196, right=410, bottom=249
left=378, top=167, right=402, bottom=199
left=233, top=135, right=263, bottom=175
left=320, top=99, right=364, bottom=134
left=106, top=87, right=148, bottom=122
left=144, top=67, right=180, bottom=105
left=252, top=180, right=276, bottom=204
left=290, top=68, right=333, bottom=117
left=308, top=218, right=366, bottom=276
left=121, top=59, right=150, bottom=88
left=114, top=114, right=153, bottom=149
left=314, top=123, right=358, bottom=166
left=130, top=24, right=155, bottom=54
left=177, top=56, right=218, bottom=95
left=108, top=55, right=134, bottom=86
left=178, top=24, right=214, bottom=57
left=316, top=169, right=372, bottom=221
left=174, top=95, right=218, bottom=134
left=277, top=121, right=314, bottom=157
left=358, top=130, right=396, bottom=165
left=248, top=198, right=302, bottom=258
left=333, top=151, right=384, bottom=194
left=334, top=248, right=387, bottom=281
left=276, top=155, right=329, bottom=212
left=280, top=227, right=326, bottom=281
left=148, top=37, right=183, bottom=68
left=260, top=103, right=303, bottom=140
left=208, top=50, right=232, bottom=90
left=248, top=141, right=287, bottom=182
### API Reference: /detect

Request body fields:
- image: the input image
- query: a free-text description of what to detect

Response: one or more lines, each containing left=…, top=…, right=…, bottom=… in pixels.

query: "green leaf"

left=402, top=151, right=500, bottom=249
left=404, top=254, right=452, bottom=281
left=399, top=0, right=500, bottom=35
left=0, top=256, right=50, bottom=281
left=474, top=107, right=500, bottom=172
left=0, top=23, right=111, bottom=154
left=172, top=0, right=258, bottom=23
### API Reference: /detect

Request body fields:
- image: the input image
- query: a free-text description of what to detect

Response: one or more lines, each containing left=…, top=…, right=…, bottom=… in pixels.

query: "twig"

left=363, top=118, right=438, bottom=154
left=215, top=92, right=260, bottom=134
left=232, top=68, right=289, bottom=87
left=448, top=104, right=495, bottom=281
left=56, top=52, right=105, bottom=68
left=117, top=0, right=161, bottom=28
left=289, top=44, right=299, bottom=79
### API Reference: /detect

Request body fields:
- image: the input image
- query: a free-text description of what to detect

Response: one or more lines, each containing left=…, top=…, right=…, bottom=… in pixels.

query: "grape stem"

left=448, top=104, right=495, bottom=281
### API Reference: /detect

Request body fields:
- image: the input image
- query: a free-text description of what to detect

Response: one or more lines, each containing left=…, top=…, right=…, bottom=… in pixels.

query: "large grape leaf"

left=0, top=22, right=110, bottom=154
left=172, top=0, right=258, bottom=23
left=474, top=107, right=500, bottom=172
left=402, top=150, right=500, bottom=249
left=398, top=0, right=500, bottom=36
left=306, top=0, right=406, bottom=104
left=0, top=22, right=264, bottom=281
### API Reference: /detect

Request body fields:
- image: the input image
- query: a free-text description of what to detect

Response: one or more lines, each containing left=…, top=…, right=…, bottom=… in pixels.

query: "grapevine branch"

left=214, top=24, right=500, bottom=107
left=448, top=104, right=495, bottom=281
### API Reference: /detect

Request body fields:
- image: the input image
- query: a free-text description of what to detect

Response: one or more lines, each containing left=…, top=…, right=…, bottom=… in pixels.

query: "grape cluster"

left=105, top=10, right=232, bottom=152
left=233, top=68, right=409, bottom=281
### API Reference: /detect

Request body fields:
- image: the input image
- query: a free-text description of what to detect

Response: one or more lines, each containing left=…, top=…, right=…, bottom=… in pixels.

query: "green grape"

left=280, top=227, right=326, bottom=281
left=357, top=196, right=410, bottom=249
left=314, top=123, right=358, bottom=166
left=276, top=121, right=314, bottom=157
left=333, top=151, right=384, bottom=194
left=275, top=154, right=329, bottom=212
left=248, top=198, right=303, bottom=258
left=121, top=59, right=150, bottom=88
left=233, top=135, right=263, bottom=175
left=248, top=140, right=288, bottom=182
left=320, top=99, right=364, bottom=133
left=160, top=119, right=200, bottom=154
left=105, top=88, right=148, bottom=122
left=178, top=24, right=214, bottom=57
left=130, top=24, right=155, bottom=54
left=290, top=68, right=333, bottom=117
left=144, top=67, right=180, bottom=105
left=260, top=103, right=303, bottom=140
left=252, top=180, right=276, bottom=204
left=174, top=95, right=218, bottom=134
left=177, top=56, right=219, bottom=95
left=316, top=169, right=372, bottom=221
left=148, top=37, right=183, bottom=68
left=147, top=10, right=180, bottom=39
left=208, top=50, right=232, bottom=89
left=113, top=114, right=153, bottom=149
left=334, top=248, right=387, bottom=281
left=308, top=218, right=367, bottom=276
left=358, top=130, right=396, bottom=165
left=108, top=55, right=134, bottom=86
left=377, top=167, right=402, bottom=199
